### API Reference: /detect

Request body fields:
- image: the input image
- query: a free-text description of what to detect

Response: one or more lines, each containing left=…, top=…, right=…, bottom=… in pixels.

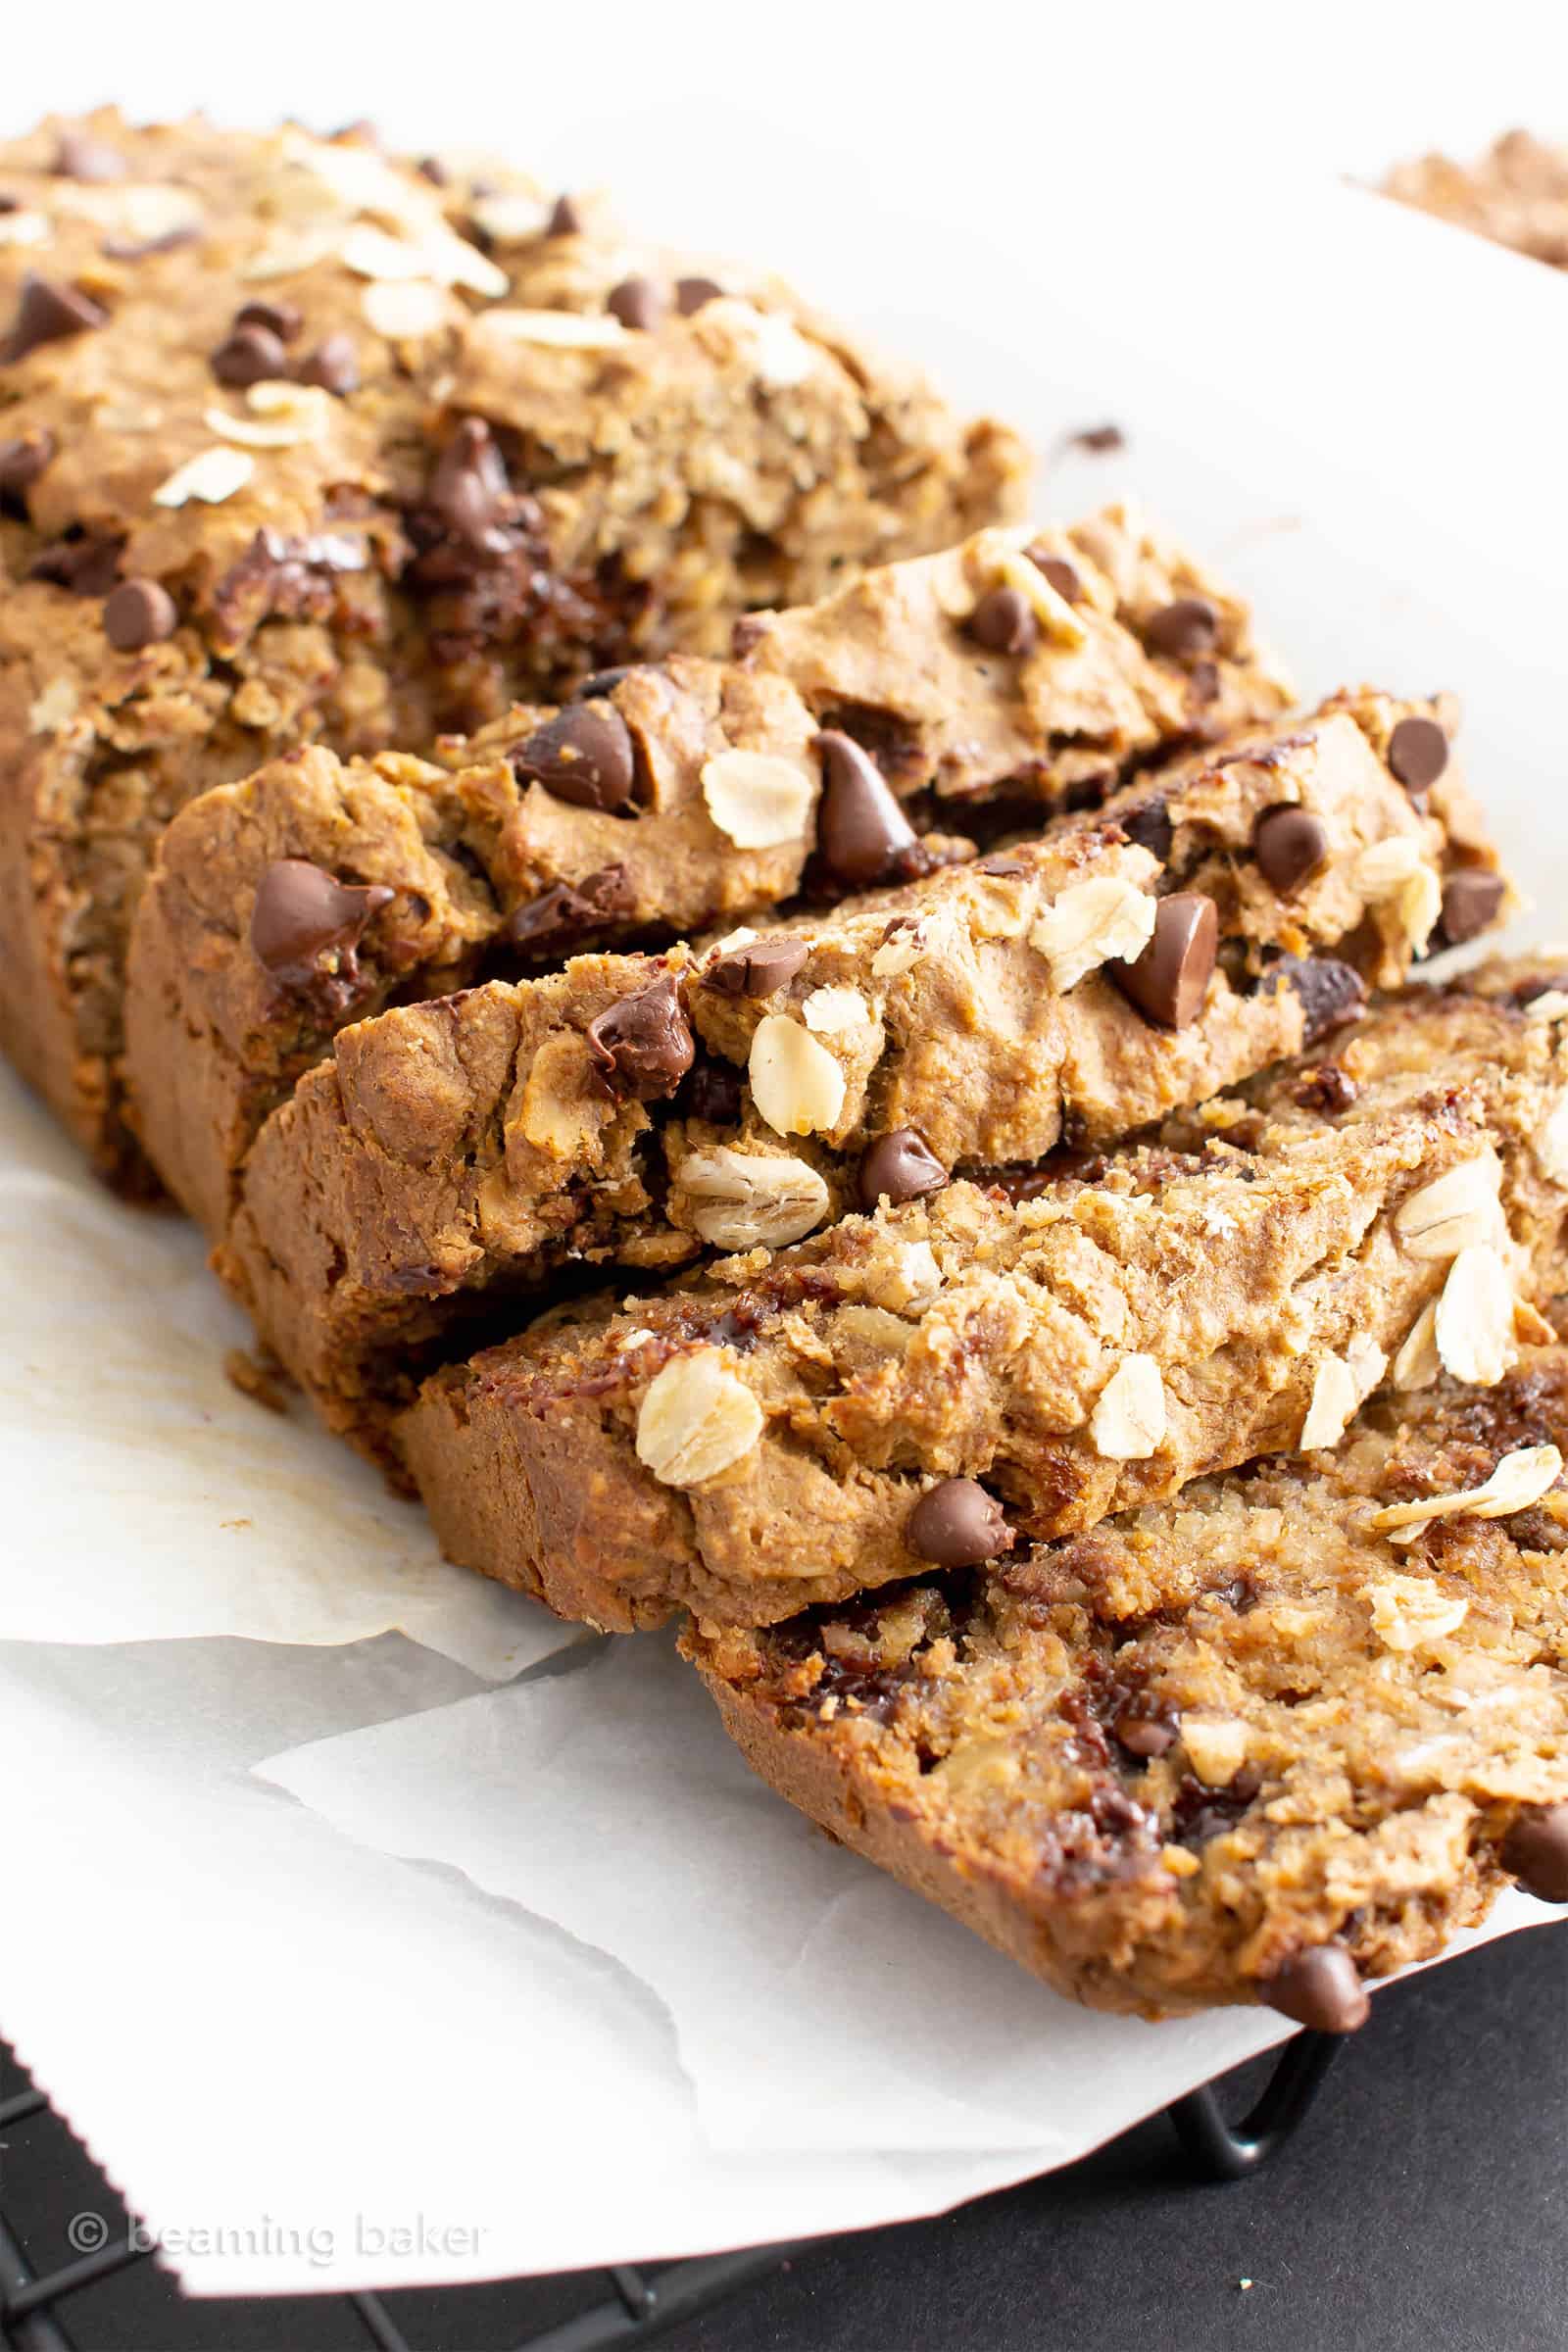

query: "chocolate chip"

left=419, top=417, right=518, bottom=554
left=906, top=1479, right=1013, bottom=1568
left=53, top=128, right=126, bottom=182
left=416, top=155, right=449, bottom=185
left=28, top=533, right=123, bottom=595
left=513, top=703, right=638, bottom=813
left=607, top=275, right=665, bottom=331
left=0, top=429, right=55, bottom=501
left=684, top=1055, right=746, bottom=1125
left=250, top=859, right=394, bottom=991
left=1117, top=794, right=1174, bottom=864
left=1500, top=1803, right=1568, bottom=1903
left=586, top=974, right=694, bottom=1101
left=975, top=854, right=1028, bottom=877
left=1291, top=1060, right=1359, bottom=1115
left=295, top=332, right=361, bottom=397
left=1253, top=804, right=1330, bottom=894
left=1, top=274, right=108, bottom=366
left=1262, top=1941, right=1369, bottom=2034
left=1110, top=892, right=1217, bottom=1029
left=572, top=665, right=639, bottom=701
left=1143, top=596, right=1219, bottom=662
left=504, top=864, right=635, bottom=957
left=1387, top=714, right=1449, bottom=796
left=705, top=935, right=810, bottom=998
left=211, top=322, right=289, bottom=388
left=858, top=1129, right=948, bottom=1211
left=1029, top=551, right=1084, bottom=605
left=103, top=577, right=177, bottom=651
left=1276, top=954, right=1366, bottom=1046
left=233, top=298, right=302, bottom=343
left=814, top=729, right=917, bottom=887
left=1064, top=420, right=1126, bottom=455
left=675, top=275, right=724, bottom=315
left=967, top=585, right=1039, bottom=657
left=1438, top=868, right=1506, bottom=947
left=547, top=193, right=583, bottom=236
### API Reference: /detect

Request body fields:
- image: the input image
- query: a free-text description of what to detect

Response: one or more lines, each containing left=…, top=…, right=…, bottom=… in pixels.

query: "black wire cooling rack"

left=0, top=2030, right=1340, bottom=2351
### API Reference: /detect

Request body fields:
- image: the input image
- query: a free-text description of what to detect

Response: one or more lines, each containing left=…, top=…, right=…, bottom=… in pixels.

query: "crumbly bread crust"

left=0, top=108, right=1027, bottom=1184
left=203, top=694, right=1502, bottom=1461
left=398, top=970, right=1568, bottom=1629
left=687, top=1348, right=1568, bottom=2017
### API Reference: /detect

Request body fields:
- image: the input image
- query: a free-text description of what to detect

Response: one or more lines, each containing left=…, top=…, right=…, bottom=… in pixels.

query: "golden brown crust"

left=398, top=971, right=1568, bottom=1630
left=688, top=1350, right=1568, bottom=2016
left=0, top=108, right=1028, bottom=1183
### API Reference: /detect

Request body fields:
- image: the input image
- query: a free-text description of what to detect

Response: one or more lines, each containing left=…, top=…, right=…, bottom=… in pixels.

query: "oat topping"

left=747, top=1013, right=847, bottom=1137
left=634, top=1350, right=763, bottom=1488
left=1089, top=1353, right=1167, bottom=1460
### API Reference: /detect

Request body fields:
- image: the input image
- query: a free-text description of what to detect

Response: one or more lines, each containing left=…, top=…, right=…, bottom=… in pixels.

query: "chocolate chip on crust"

left=1438, top=869, right=1506, bottom=948
left=1143, top=596, right=1218, bottom=662
left=1261, top=1940, right=1370, bottom=2033
left=1, top=274, right=108, bottom=366
left=512, top=704, right=638, bottom=813
left=906, top=1479, right=1013, bottom=1568
left=1028, top=549, right=1085, bottom=604
left=1500, top=1803, right=1568, bottom=1903
left=1253, top=805, right=1330, bottom=894
left=607, top=275, right=665, bottom=331
left=0, top=429, right=55, bottom=501
left=586, top=974, right=694, bottom=1100
left=295, top=332, right=361, bottom=397
left=814, top=729, right=917, bottom=887
left=103, top=578, right=177, bottom=651
left=704, top=935, right=810, bottom=998
left=1387, top=714, right=1449, bottom=796
left=967, top=584, right=1039, bottom=657
left=250, top=859, right=394, bottom=991
left=858, top=1129, right=948, bottom=1210
left=1110, top=892, right=1217, bottom=1029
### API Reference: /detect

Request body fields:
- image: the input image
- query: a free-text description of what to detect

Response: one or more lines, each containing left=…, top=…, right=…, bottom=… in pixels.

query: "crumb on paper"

left=223, top=1345, right=292, bottom=1415
left=1056, top=420, right=1127, bottom=457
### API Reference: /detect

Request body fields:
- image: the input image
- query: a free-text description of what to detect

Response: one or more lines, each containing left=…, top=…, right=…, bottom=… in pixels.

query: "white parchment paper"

left=5, top=142, right=1568, bottom=2297
left=0, top=1068, right=580, bottom=1679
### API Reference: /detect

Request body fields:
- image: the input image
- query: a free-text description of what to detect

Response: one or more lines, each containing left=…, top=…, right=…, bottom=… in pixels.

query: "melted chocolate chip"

left=103, top=577, right=177, bottom=651
left=512, top=703, right=638, bottom=813
left=547, top=193, right=583, bottom=236
left=572, top=664, right=640, bottom=701
left=1387, top=714, right=1449, bottom=796
left=967, top=584, right=1039, bottom=657
left=683, top=1056, right=746, bottom=1125
left=1253, top=804, right=1330, bottom=894
left=814, top=729, right=917, bottom=887
left=1276, top=954, right=1366, bottom=1046
left=906, top=1479, right=1013, bottom=1568
left=1262, top=1941, right=1369, bottom=2034
left=608, top=275, right=665, bottom=331
left=417, top=417, right=519, bottom=553
left=250, top=859, right=394, bottom=992
left=1143, top=596, right=1219, bottom=662
left=53, top=128, right=126, bottom=182
left=503, top=864, right=635, bottom=956
left=1110, top=892, right=1217, bottom=1029
left=1, top=273, right=108, bottom=366
left=29, top=532, right=123, bottom=596
left=676, top=275, right=725, bottom=315
left=1438, top=869, right=1506, bottom=948
left=211, top=321, right=290, bottom=387
left=1113, top=1701, right=1178, bottom=1761
left=296, top=331, right=361, bottom=396
left=586, top=975, right=694, bottom=1101
left=1291, top=1060, right=1359, bottom=1115
left=1500, top=1803, right=1568, bottom=1903
left=1116, top=794, right=1174, bottom=864
left=858, top=1129, right=948, bottom=1210
left=704, top=935, right=809, bottom=998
